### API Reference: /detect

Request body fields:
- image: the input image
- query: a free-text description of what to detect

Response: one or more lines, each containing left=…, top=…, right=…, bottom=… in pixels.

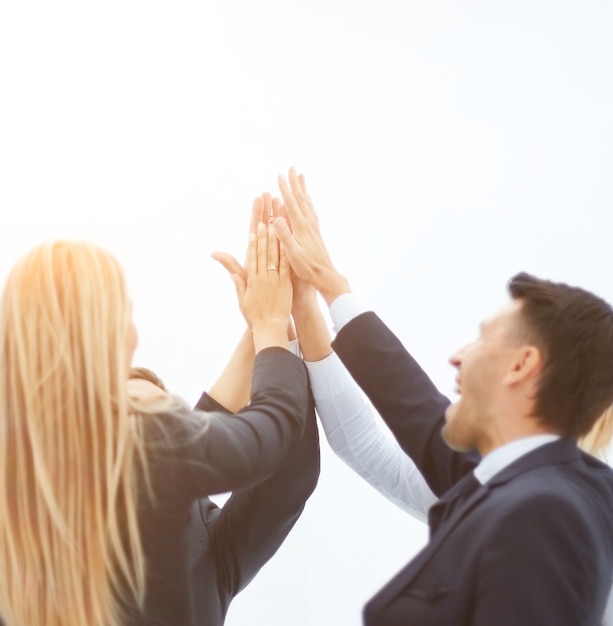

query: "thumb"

left=211, top=252, right=246, bottom=280
left=274, top=216, right=304, bottom=272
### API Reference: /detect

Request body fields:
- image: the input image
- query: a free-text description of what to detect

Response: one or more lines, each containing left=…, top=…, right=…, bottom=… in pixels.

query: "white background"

left=1, top=1, right=612, bottom=624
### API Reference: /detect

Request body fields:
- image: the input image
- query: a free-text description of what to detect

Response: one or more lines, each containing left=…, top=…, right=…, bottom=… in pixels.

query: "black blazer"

left=188, top=389, right=319, bottom=626
left=128, top=348, right=314, bottom=626
left=333, top=312, right=613, bottom=626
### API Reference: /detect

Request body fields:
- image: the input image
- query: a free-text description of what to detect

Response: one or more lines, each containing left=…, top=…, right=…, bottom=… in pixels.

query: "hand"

left=213, top=194, right=297, bottom=342
left=212, top=193, right=273, bottom=315
left=238, top=221, right=292, bottom=352
left=275, top=168, right=351, bottom=305
left=271, top=195, right=319, bottom=318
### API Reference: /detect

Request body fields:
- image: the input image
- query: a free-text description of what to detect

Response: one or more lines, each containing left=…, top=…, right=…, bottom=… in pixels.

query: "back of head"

left=0, top=241, right=145, bottom=626
left=508, top=272, right=613, bottom=439
left=130, top=366, right=168, bottom=391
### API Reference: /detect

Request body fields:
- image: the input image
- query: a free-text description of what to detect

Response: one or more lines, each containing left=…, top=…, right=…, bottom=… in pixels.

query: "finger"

left=272, top=197, right=291, bottom=227
left=289, top=168, right=316, bottom=221
left=246, top=231, right=257, bottom=279
left=262, top=192, right=273, bottom=224
left=299, top=173, right=308, bottom=195
left=267, top=223, right=280, bottom=272
left=298, top=173, right=314, bottom=210
left=211, top=252, right=246, bottom=279
left=247, top=197, right=264, bottom=267
left=271, top=196, right=282, bottom=216
left=278, top=171, right=303, bottom=223
left=257, top=221, right=267, bottom=275
left=278, top=242, right=289, bottom=281
left=249, top=196, right=264, bottom=239
left=274, top=217, right=301, bottom=270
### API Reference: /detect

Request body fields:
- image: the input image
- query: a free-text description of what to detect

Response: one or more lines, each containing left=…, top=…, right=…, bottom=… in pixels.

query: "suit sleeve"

left=153, top=347, right=310, bottom=499
left=332, top=311, right=477, bottom=495
left=193, top=389, right=320, bottom=601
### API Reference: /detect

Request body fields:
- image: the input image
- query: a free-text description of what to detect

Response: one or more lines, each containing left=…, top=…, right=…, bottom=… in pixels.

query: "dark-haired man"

left=274, top=168, right=613, bottom=626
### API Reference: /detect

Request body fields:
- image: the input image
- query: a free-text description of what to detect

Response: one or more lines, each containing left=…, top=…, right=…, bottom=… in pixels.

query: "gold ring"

left=267, top=264, right=279, bottom=271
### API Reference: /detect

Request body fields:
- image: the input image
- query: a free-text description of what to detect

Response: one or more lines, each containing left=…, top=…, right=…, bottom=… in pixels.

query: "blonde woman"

left=0, top=209, right=309, bottom=626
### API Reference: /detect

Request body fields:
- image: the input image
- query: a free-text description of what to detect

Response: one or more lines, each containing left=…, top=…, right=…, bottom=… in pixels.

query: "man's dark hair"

left=508, top=272, right=613, bottom=439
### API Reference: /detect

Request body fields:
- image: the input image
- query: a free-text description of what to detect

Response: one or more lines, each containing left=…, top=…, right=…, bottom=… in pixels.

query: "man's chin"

left=441, top=416, right=470, bottom=452
left=444, top=402, right=458, bottom=424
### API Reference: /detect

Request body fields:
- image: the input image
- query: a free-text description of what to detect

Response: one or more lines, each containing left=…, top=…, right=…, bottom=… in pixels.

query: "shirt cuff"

left=288, top=338, right=301, bottom=357
left=305, top=351, right=354, bottom=399
left=329, top=293, right=369, bottom=333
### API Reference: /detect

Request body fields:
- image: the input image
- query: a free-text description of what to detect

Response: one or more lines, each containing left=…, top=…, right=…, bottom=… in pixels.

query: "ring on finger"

left=267, top=264, right=279, bottom=271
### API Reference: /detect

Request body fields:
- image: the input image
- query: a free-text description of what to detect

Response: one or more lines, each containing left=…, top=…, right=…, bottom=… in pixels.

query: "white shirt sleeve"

left=305, top=351, right=438, bottom=523
left=288, top=338, right=301, bottom=357
left=328, top=292, right=369, bottom=333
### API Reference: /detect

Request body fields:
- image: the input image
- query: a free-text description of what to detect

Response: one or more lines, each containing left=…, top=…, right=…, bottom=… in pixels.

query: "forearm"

left=207, top=329, right=255, bottom=412
left=292, top=291, right=333, bottom=362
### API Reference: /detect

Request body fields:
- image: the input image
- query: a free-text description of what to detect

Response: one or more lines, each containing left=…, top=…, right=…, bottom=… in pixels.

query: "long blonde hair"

left=0, top=241, right=147, bottom=626
left=580, top=405, right=613, bottom=461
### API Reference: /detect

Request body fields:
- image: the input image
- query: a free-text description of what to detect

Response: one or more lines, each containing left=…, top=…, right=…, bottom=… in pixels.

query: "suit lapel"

left=373, top=439, right=582, bottom=603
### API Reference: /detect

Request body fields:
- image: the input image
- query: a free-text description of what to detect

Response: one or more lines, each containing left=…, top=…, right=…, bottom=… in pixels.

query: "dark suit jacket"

left=128, top=348, right=315, bottom=626
left=188, top=389, right=319, bottom=626
left=333, top=312, right=613, bottom=626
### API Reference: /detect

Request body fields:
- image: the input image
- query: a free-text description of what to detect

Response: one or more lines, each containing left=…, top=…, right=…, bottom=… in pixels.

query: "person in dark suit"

left=125, top=193, right=320, bottom=626
left=128, top=354, right=319, bottom=626
left=271, top=167, right=613, bottom=626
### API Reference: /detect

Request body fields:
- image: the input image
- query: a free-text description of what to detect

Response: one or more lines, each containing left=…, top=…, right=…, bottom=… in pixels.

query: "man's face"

left=442, top=299, right=527, bottom=454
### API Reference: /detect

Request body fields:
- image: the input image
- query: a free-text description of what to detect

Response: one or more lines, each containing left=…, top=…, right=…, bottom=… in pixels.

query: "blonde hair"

left=0, top=241, right=147, bottom=626
left=579, top=405, right=613, bottom=461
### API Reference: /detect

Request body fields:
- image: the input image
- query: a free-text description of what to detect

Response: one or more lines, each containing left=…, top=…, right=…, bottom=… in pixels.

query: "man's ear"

left=503, top=345, right=542, bottom=386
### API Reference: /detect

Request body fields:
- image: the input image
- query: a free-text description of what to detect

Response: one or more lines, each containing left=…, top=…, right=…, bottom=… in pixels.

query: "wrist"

left=252, top=319, right=291, bottom=353
left=316, top=271, right=351, bottom=307
left=292, top=294, right=321, bottom=324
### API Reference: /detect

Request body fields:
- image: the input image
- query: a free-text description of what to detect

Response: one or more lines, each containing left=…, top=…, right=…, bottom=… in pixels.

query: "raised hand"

left=237, top=219, right=292, bottom=353
left=211, top=193, right=273, bottom=308
left=274, top=168, right=351, bottom=305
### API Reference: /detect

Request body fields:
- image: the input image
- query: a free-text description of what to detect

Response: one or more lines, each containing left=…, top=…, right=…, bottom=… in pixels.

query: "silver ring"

left=267, top=264, right=279, bottom=271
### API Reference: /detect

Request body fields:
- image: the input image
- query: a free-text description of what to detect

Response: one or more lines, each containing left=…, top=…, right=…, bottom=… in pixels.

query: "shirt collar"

left=474, top=434, right=561, bottom=484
